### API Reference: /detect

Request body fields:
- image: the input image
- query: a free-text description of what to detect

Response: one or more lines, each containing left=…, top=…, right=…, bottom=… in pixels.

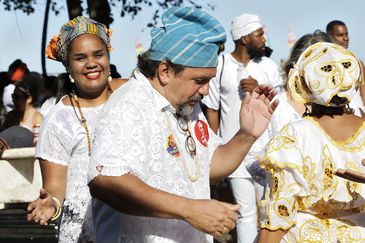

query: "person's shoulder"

left=110, top=78, right=129, bottom=91
left=286, top=117, right=315, bottom=136
left=103, top=76, right=152, bottom=114
left=257, top=56, right=279, bottom=66
left=40, top=99, right=72, bottom=128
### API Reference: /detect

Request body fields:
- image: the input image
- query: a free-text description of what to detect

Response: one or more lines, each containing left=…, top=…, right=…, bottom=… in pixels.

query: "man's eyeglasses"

left=177, top=116, right=196, bottom=157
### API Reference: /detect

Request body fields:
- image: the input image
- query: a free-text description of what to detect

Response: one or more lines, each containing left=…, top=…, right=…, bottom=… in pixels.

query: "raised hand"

left=27, top=188, right=59, bottom=226
left=184, top=199, right=240, bottom=239
left=239, top=84, right=279, bottom=138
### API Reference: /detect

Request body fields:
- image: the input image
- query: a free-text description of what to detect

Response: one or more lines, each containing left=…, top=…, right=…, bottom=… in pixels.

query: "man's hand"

left=239, top=84, right=279, bottom=138
left=27, top=188, right=58, bottom=225
left=184, top=199, right=240, bottom=239
left=240, top=76, right=259, bottom=93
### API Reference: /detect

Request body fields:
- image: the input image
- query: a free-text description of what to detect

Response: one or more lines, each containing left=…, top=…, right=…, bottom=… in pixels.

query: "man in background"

left=327, top=20, right=365, bottom=114
left=202, top=13, right=283, bottom=243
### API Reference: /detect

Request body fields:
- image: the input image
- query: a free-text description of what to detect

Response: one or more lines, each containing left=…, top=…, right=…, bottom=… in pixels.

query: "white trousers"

left=229, top=178, right=263, bottom=243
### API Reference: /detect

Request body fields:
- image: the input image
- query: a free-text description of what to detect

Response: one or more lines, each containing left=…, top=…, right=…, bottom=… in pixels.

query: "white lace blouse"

left=260, top=117, right=365, bottom=242
left=36, top=98, right=103, bottom=243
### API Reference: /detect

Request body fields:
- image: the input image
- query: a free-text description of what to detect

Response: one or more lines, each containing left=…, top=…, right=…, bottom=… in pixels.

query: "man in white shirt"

left=202, top=13, right=283, bottom=243
left=88, top=7, right=278, bottom=243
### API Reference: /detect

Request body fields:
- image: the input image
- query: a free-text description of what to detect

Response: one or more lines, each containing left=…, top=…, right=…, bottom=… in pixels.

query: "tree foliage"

left=2, top=0, right=61, bottom=15
left=1, top=0, right=215, bottom=27
left=113, top=0, right=215, bottom=27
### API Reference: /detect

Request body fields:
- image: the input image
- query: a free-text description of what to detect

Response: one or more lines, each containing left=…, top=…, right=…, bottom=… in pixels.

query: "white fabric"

left=245, top=91, right=364, bottom=184
left=230, top=13, right=263, bottom=40
left=229, top=178, right=262, bottom=243
left=288, top=42, right=361, bottom=106
left=3, top=84, right=15, bottom=112
left=349, top=89, right=365, bottom=117
left=39, top=97, right=57, bottom=117
left=260, top=117, right=365, bottom=242
left=36, top=98, right=104, bottom=243
left=202, top=53, right=283, bottom=178
left=245, top=92, right=302, bottom=185
left=88, top=70, right=222, bottom=243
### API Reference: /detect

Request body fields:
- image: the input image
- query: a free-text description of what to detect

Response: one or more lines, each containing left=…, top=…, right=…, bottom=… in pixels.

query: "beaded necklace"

left=69, top=84, right=113, bottom=155
left=163, top=111, right=200, bottom=182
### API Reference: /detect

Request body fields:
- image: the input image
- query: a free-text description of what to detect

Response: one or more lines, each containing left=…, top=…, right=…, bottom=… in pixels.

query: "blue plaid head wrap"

left=149, top=7, right=226, bottom=68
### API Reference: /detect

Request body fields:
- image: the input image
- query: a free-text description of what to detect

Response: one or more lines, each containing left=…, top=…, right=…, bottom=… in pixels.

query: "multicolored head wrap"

left=46, top=16, right=112, bottom=64
left=149, top=7, right=226, bottom=68
left=288, top=42, right=363, bottom=106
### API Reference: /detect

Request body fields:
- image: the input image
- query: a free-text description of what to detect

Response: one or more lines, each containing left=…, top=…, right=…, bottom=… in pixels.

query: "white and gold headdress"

left=288, top=42, right=363, bottom=106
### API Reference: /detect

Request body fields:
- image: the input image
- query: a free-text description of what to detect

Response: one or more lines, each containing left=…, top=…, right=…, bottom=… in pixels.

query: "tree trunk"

left=87, top=0, right=113, bottom=28
left=66, top=0, right=83, bottom=20
left=41, top=0, right=51, bottom=77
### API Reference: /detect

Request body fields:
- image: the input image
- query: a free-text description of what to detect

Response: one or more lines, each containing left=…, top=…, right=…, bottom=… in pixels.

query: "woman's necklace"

left=69, top=84, right=113, bottom=156
left=163, top=111, right=200, bottom=182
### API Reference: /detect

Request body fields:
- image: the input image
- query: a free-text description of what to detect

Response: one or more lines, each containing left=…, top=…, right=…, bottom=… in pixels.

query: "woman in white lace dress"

left=258, top=42, right=365, bottom=243
left=27, top=16, right=125, bottom=242
left=246, top=31, right=331, bottom=185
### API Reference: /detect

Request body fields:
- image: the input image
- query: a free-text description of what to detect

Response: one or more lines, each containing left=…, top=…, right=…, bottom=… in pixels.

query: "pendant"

left=186, top=135, right=196, bottom=156
left=166, top=134, right=180, bottom=157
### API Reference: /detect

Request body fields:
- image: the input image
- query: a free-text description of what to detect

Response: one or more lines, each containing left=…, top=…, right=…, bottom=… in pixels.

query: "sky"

left=1, top=0, right=364, bottom=77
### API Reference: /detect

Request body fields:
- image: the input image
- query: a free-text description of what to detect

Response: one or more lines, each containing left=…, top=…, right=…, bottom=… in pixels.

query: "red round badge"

left=194, top=120, right=209, bottom=147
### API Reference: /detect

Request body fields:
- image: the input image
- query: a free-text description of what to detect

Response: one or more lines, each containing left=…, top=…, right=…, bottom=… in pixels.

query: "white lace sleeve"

left=36, top=110, right=75, bottom=166
left=88, top=101, right=147, bottom=181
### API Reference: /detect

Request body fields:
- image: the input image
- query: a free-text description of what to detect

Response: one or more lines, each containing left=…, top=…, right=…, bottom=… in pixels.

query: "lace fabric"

left=88, top=71, right=221, bottom=242
left=244, top=92, right=301, bottom=185
left=259, top=118, right=365, bottom=242
left=36, top=99, right=103, bottom=243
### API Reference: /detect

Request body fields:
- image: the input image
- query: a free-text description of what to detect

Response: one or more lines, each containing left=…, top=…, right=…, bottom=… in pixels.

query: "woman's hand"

left=27, top=188, right=59, bottom=226
left=335, top=168, right=365, bottom=183
left=335, top=159, right=365, bottom=183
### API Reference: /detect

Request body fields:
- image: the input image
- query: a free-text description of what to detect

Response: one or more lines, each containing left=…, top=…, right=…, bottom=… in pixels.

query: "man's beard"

left=177, top=94, right=203, bottom=117
left=247, top=45, right=266, bottom=59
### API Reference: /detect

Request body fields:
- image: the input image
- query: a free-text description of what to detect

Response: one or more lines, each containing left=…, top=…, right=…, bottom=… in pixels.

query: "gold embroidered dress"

left=259, top=116, right=365, bottom=242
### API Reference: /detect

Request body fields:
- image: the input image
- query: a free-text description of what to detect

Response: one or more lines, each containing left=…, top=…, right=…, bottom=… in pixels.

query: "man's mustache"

left=188, top=94, right=203, bottom=103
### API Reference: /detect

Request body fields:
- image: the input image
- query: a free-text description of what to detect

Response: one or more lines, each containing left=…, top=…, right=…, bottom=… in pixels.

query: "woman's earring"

left=69, top=75, right=75, bottom=83
left=108, top=75, right=112, bottom=82
left=344, top=104, right=355, bottom=114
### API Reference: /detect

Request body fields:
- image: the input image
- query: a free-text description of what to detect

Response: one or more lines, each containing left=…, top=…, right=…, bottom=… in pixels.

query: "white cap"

left=230, top=13, right=263, bottom=40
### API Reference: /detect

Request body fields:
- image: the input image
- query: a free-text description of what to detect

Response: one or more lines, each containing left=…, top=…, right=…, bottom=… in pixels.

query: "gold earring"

left=69, top=75, right=75, bottom=83
left=344, top=104, right=355, bottom=114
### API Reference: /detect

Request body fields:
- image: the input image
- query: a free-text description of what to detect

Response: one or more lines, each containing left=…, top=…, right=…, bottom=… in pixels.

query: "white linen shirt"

left=202, top=53, right=283, bottom=178
left=88, top=70, right=222, bottom=243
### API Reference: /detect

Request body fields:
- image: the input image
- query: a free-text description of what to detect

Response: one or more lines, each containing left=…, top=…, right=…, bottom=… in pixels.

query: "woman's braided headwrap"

left=46, top=16, right=112, bottom=64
